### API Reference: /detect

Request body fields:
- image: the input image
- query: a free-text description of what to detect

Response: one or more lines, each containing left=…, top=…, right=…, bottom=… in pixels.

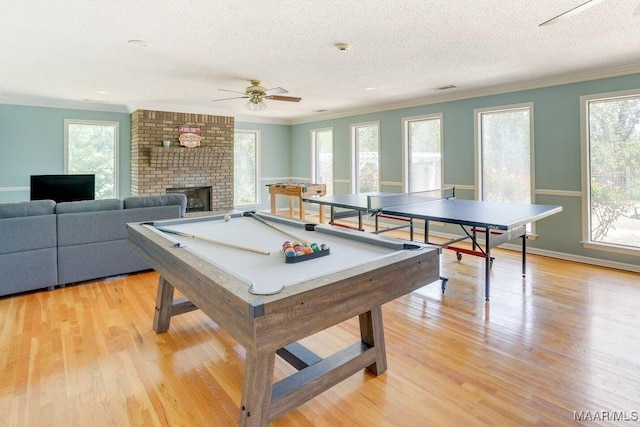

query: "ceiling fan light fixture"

left=246, top=97, right=267, bottom=111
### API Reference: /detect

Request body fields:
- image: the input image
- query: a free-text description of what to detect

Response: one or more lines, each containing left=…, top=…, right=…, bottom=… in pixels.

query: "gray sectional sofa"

left=0, top=194, right=187, bottom=297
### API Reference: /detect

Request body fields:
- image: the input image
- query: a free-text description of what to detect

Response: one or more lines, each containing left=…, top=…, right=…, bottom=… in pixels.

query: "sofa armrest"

left=124, top=194, right=187, bottom=217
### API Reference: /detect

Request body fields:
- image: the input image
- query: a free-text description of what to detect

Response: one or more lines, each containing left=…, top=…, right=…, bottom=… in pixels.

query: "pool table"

left=127, top=212, right=440, bottom=427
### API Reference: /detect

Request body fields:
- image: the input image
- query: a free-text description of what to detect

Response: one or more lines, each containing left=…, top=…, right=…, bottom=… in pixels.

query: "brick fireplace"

left=130, top=110, right=234, bottom=214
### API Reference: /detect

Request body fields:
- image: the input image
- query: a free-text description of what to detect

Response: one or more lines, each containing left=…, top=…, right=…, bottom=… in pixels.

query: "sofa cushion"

left=0, top=200, right=56, bottom=218
left=57, top=210, right=127, bottom=246
left=0, top=248, right=58, bottom=296
left=0, top=215, right=57, bottom=255
left=56, top=199, right=123, bottom=214
left=124, top=194, right=187, bottom=217
left=57, top=240, right=149, bottom=285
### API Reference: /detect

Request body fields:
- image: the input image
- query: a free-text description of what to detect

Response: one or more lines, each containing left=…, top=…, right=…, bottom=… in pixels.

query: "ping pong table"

left=303, top=188, right=562, bottom=301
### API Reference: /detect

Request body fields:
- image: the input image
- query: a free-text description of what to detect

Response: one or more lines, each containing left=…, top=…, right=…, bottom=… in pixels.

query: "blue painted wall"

left=291, top=73, right=640, bottom=267
left=0, top=104, right=131, bottom=202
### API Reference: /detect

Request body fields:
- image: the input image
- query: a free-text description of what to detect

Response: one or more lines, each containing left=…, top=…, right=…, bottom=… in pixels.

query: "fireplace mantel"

left=149, top=146, right=223, bottom=168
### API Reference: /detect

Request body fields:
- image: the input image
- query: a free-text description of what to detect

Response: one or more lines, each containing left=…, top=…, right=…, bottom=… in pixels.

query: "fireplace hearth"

left=167, top=186, right=212, bottom=213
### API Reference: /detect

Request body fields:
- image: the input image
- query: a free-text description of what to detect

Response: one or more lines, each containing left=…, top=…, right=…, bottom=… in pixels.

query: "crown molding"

left=290, top=61, right=640, bottom=125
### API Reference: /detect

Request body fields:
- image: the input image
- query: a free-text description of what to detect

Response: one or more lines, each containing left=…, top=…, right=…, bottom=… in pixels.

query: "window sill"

left=581, top=241, right=640, bottom=257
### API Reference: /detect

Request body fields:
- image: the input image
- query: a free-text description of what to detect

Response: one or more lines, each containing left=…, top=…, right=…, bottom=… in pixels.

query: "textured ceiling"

left=1, top=0, right=640, bottom=124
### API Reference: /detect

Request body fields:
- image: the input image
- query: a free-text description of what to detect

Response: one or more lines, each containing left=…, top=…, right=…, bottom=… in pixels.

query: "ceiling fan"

left=212, top=80, right=302, bottom=111
left=539, top=0, right=606, bottom=26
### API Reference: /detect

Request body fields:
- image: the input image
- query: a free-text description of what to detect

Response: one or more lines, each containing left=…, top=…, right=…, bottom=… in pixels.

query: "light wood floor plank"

left=1, top=227, right=639, bottom=426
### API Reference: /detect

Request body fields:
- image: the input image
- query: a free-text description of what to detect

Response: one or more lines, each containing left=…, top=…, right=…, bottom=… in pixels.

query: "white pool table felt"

left=148, top=215, right=422, bottom=295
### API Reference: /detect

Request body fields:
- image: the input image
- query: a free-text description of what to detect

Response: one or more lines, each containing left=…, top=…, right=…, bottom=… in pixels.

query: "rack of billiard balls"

left=282, top=240, right=330, bottom=263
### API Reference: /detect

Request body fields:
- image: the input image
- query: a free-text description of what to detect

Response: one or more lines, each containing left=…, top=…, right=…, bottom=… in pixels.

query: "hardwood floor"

left=1, top=224, right=639, bottom=426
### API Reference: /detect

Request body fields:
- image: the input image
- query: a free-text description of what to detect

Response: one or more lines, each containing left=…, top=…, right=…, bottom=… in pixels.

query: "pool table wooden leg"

left=153, top=276, right=174, bottom=333
left=359, top=305, right=387, bottom=375
left=239, top=350, right=276, bottom=427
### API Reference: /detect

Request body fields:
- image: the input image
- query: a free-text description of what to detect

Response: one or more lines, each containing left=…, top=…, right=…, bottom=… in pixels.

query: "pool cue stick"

left=247, top=212, right=307, bottom=242
left=156, top=227, right=271, bottom=255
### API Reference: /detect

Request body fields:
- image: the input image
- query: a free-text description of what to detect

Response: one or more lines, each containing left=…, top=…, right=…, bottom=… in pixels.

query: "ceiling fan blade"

left=264, top=87, right=288, bottom=96
left=218, top=88, right=248, bottom=95
left=212, top=95, right=249, bottom=102
left=539, top=0, right=607, bottom=26
left=266, top=95, right=302, bottom=102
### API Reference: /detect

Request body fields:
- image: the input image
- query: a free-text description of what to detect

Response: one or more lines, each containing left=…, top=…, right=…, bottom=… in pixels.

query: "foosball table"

left=267, top=182, right=326, bottom=222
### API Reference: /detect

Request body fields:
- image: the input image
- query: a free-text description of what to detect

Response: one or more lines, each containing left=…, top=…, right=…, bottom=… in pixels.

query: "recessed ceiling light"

left=335, top=43, right=351, bottom=51
left=97, top=90, right=109, bottom=95
left=364, top=87, right=376, bottom=90
left=128, top=39, right=147, bottom=47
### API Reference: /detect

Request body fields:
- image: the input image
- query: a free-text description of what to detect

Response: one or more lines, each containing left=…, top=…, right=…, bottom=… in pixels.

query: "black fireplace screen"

left=166, top=186, right=212, bottom=213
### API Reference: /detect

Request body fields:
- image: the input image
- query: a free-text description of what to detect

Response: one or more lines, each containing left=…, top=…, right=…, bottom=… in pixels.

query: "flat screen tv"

left=30, top=174, right=96, bottom=203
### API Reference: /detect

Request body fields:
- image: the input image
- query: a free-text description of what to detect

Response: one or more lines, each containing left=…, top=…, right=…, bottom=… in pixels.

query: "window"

left=311, top=128, right=334, bottom=195
left=234, top=130, right=260, bottom=206
left=582, top=91, right=640, bottom=253
left=351, top=122, right=380, bottom=193
left=64, top=119, right=119, bottom=199
left=403, top=114, right=443, bottom=193
left=475, top=104, right=533, bottom=205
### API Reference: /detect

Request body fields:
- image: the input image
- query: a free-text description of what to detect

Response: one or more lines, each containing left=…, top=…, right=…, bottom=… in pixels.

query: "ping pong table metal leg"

left=409, top=218, right=414, bottom=241
left=423, top=220, right=429, bottom=244
left=485, top=228, right=491, bottom=301
left=522, top=233, right=527, bottom=277
left=423, top=219, right=449, bottom=294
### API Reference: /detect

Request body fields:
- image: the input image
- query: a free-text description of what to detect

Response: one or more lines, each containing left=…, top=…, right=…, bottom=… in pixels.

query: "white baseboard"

left=430, top=230, right=640, bottom=273
left=374, top=217, right=639, bottom=274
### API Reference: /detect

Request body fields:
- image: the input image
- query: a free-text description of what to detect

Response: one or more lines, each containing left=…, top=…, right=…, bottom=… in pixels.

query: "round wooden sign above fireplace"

left=179, top=132, right=202, bottom=148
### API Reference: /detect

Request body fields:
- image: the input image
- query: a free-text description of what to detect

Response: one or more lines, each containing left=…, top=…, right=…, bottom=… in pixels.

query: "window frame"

left=350, top=121, right=381, bottom=193
left=233, top=128, right=261, bottom=207
left=580, top=89, right=640, bottom=256
left=63, top=119, right=120, bottom=199
left=402, top=113, right=444, bottom=193
left=310, top=127, right=334, bottom=195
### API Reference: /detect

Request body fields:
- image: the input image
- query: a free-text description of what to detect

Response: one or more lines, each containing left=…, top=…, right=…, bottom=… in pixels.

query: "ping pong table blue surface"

left=303, top=192, right=563, bottom=301
left=373, top=198, right=561, bottom=230
left=305, top=192, right=561, bottom=230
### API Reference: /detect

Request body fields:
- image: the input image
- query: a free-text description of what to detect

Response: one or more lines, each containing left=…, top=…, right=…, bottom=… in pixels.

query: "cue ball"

left=224, top=214, right=231, bottom=222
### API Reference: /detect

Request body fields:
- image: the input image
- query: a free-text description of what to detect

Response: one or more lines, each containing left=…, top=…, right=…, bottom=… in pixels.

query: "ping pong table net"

left=367, top=187, right=455, bottom=210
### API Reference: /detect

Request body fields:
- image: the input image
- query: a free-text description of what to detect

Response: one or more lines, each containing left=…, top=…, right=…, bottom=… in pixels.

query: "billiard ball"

left=224, top=214, right=231, bottom=222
